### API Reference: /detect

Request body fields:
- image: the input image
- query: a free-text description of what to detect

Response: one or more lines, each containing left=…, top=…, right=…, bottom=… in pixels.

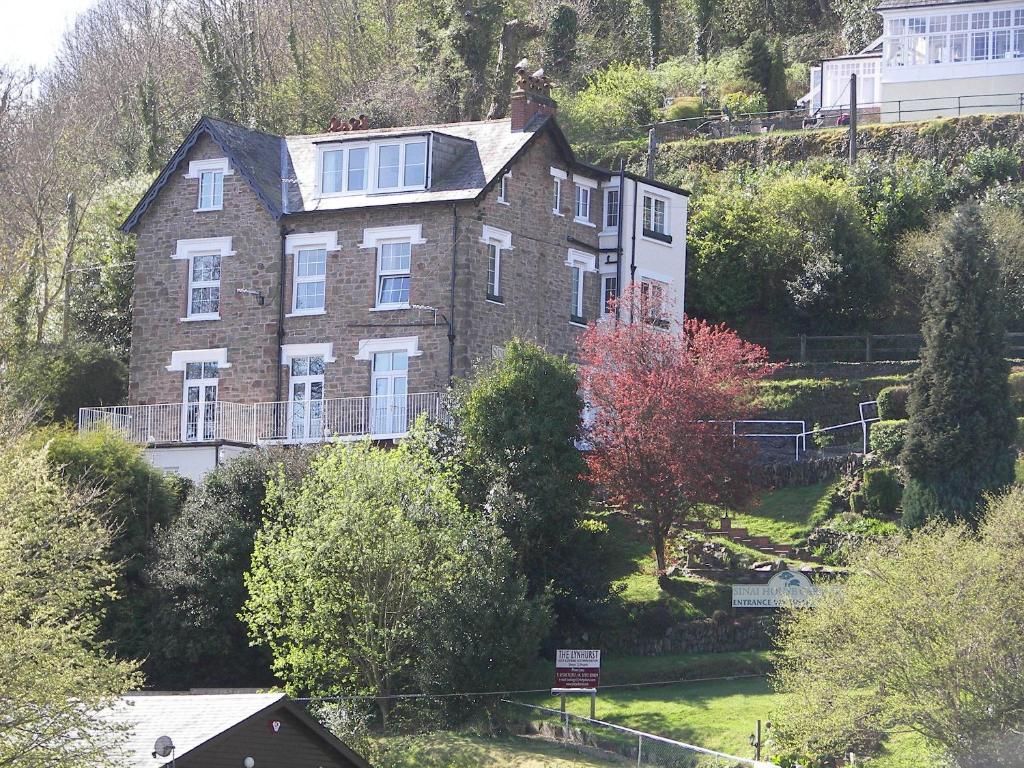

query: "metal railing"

left=748, top=332, right=1024, bottom=363
left=78, top=392, right=443, bottom=445
left=726, top=402, right=879, bottom=461
left=503, top=700, right=779, bottom=767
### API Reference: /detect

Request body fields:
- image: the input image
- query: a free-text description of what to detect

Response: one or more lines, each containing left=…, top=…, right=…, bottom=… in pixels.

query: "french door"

left=288, top=355, right=325, bottom=441
left=371, top=350, right=408, bottom=436
left=182, top=362, right=218, bottom=442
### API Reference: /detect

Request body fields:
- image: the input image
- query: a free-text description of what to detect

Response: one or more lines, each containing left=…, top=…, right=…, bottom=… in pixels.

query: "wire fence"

left=502, top=700, right=779, bottom=768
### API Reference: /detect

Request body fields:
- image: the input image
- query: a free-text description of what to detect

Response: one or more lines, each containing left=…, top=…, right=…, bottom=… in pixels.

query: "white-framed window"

left=188, top=253, right=221, bottom=319
left=318, top=137, right=428, bottom=197
left=885, top=7, right=1024, bottom=66
left=497, top=172, right=511, bottom=204
left=601, top=274, right=618, bottom=315
left=376, top=241, right=412, bottom=308
left=565, top=250, right=596, bottom=324
left=166, top=348, right=230, bottom=443
left=640, top=278, right=667, bottom=326
left=173, top=237, right=234, bottom=321
left=185, top=158, right=232, bottom=212
left=605, top=188, right=620, bottom=229
left=551, top=167, right=567, bottom=215
left=643, top=195, right=669, bottom=238
left=575, top=184, right=591, bottom=222
left=353, top=337, right=422, bottom=437
left=285, top=231, right=337, bottom=316
left=480, top=225, right=512, bottom=302
left=288, top=354, right=325, bottom=441
left=294, top=248, right=327, bottom=313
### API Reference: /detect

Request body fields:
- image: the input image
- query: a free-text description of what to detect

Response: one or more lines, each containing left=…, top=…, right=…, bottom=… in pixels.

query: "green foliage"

left=767, top=38, right=789, bottom=111
left=42, top=427, right=180, bottom=663
left=861, top=467, right=902, bottom=517
left=757, top=375, right=908, bottom=426
left=870, top=419, right=907, bottom=464
left=720, top=90, right=767, bottom=115
left=876, top=385, right=910, bottom=419
left=664, top=96, right=704, bottom=121
left=558, top=63, right=664, bottom=144
left=451, top=339, right=604, bottom=630
left=738, top=33, right=772, bottom=97
left=146, top=446, right=315, bottom=687
left=952, top=146, right=1022, bottom=198
left=901, top=206, right=1017, bottom=526
left=3, top=342, right=127, bottom=424
left=0, top=425, right=141, bottom=768
left=848, top=490, right=866, bottom=514
left=243, top=440, right=548, bottom=723
left=773, top=489, right=1024, bottom=767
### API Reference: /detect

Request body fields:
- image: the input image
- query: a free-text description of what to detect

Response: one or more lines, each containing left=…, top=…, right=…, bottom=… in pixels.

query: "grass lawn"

left=526, top=650, right=772, bottom=689
left=374, top=733, right=621, bottom=767
left=523, top=676, right=781, bottom=757
left=729, top=481, right=833, bottom=545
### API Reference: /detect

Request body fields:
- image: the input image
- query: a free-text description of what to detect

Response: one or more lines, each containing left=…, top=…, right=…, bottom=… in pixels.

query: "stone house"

left=80, top=77, right=690, bottom=480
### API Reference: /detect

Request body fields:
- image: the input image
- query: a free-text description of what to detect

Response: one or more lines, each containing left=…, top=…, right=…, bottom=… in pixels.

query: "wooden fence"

left=749, top=333, right=1024, bottom=363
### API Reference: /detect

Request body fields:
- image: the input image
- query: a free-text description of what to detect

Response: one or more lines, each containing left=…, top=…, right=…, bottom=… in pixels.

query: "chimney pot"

left=509, top=63, right=556, bottom=132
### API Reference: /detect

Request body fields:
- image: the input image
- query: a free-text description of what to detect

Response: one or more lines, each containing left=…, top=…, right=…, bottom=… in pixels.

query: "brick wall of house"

left=128, top=125, right=603, bottom=409
left=453, top=131, right=602, bottom=375
left=128, top=134, right=282, bottom=406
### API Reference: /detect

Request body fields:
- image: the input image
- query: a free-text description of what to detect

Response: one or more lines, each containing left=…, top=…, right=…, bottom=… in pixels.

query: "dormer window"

left=318, top=137, right=429, bottom=197
left=185, top=158, right=232, bottom=212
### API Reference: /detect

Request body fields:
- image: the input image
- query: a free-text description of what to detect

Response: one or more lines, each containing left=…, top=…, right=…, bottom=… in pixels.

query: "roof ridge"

left=289, top=117, right=513, bottom=141
left=203, top=114, right=283, bottom=140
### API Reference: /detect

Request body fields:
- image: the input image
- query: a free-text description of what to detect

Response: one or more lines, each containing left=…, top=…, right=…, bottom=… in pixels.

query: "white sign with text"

left=732, top=570, right=822, bottom=608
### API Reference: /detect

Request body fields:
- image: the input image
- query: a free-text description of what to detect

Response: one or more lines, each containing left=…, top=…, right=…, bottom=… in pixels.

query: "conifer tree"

left=901, top=204, right=1017, bottom=527
left=767, top=38, right=790, bottom=111
left=739, top=33, right=772, bottom=100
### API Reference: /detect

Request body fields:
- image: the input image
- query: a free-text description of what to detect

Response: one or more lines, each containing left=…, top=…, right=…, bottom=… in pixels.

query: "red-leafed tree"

left=578, top=289, right=778, bottom=574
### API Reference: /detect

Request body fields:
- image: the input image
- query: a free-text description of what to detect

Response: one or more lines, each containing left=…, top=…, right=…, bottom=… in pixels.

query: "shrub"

left=876, top=385, right=910, bottom=420
left=1009, top=372, right=1024, bottom=416
left=721, top=90, right=767, bottom=115
left=664, top=96, right=703, bottom=121
left=849, top=491, right=866, bottom=514
left=558, top=63, right=664, bottom=144
left=870, top=419, right=907, bottom=464
left=1017, top=417, right=1024, bottom=450
left=862, top=467, right=902, bottom=517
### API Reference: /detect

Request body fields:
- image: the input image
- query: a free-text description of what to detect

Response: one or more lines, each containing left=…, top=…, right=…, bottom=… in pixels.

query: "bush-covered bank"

left=657, top=114, right=1024, bottom=176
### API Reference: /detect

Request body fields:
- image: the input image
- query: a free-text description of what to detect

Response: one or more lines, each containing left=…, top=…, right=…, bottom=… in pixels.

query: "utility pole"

left=62, top=192, right=77, bottom=345
left=849, top=72, right=858, bottom=165
left=646, top=127, right=657, bottom=179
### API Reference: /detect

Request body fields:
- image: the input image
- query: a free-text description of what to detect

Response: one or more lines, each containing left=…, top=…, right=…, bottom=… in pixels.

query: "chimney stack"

left=509, top=61, right=556, bottom=132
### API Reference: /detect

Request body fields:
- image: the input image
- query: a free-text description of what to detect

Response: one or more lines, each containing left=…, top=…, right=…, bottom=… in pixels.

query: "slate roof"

left=876, top=0, right=1000, bottom=10
left=98, top=692, right=287, bottom=768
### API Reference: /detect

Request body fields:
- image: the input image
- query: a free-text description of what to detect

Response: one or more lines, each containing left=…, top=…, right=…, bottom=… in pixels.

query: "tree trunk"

left=486, top=19, right=540, bottom=119
left=652, top=527, right=667, bottom=572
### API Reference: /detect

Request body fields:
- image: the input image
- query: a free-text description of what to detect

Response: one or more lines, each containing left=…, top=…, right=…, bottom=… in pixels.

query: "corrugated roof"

left=98, top=692, right=286, bottom=767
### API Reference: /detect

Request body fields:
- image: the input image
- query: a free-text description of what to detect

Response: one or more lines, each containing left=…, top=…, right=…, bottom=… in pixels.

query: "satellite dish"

left=152, top=736, right=175, bottom=758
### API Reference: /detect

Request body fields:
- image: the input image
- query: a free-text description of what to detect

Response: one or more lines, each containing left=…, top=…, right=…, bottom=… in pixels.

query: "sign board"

left=732, top=570, right=821, bottom=608
left=554, top=649, right=601, bottom=689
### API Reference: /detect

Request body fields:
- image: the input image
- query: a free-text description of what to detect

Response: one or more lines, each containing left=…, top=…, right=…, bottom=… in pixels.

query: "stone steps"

left=682, top=516, right=818, bottom=563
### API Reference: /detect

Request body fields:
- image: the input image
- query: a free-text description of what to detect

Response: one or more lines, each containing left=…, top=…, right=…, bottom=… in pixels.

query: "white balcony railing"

left=78, top=393, right=443, bottom=446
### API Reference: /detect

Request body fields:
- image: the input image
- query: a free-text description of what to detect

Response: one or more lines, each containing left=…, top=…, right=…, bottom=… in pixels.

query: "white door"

left=371, top=350, right=408, bottom=436
left=182, top=362, right=218, bottom=442
left=288, top=355, right=325, bottom=441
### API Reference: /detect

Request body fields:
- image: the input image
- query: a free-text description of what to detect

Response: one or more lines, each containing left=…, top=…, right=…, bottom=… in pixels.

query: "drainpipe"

left=276, top=225, right=291, bottom=404
left=447, top=206, right=458, bottom=382
left=614, top=162, right=625, bottom=321
left=629, top=177, right=639, bottom=323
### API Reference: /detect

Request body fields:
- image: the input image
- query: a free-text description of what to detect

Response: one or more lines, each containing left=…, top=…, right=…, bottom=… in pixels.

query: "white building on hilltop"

left=805, top=0, right=1024, bottom=122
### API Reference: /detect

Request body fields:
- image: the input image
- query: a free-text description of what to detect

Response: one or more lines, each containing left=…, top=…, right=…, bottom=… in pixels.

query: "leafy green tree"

left=738, top=32, right=772, bottom=99
left=42, top=428, right=181, bottom=665
left=451, top=339, right=610, bottom=629
left=4, top=342, right=127, bottom=424
left=773, top=488, right=1024, bottom=768
left=146, top=446, right=315, bottom=688
left=558, top=62, right=664, bottom=144
left=1, top=423, right=141, bottom=768
left=243, top=439, right=548, bottom=725
left=901, top=205, right=1016, bottom=527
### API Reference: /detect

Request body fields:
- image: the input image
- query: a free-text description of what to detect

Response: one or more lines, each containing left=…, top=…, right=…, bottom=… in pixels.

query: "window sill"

left=369, top=304, right=411, bottom=312
left=193, top=206, right=223, bottom=213
left=599, top=228, right=619, bottom=237
left=574, top=218, right=596, bottom=228
left=497, top=199, right=511, bottom=206
left=552, top=210, right=564, bottom=217
left=642, top=228, right=673, bottom=244
left=569, top=315, right=588, bottom=328
left=286, top=309, right=326, bottom=318
left=486, top=294, right=504, bottom=305
left=180, top=314, right=220, bottom=323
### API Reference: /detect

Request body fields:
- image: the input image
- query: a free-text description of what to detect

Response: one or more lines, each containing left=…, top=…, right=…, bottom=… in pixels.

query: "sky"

left=0, top=0, right=96, bottom=70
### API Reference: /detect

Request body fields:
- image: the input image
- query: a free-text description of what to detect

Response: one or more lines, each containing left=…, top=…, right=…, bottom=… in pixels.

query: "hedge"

left=870, top=419, right=908, bottom=464
left=876, top=385, right=910, bottom=420
left=1010, top=371, right=1024, bottom=416
left=755, top=375, right=909, bottom=428
left=862, top=467, right=903, bottom=517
